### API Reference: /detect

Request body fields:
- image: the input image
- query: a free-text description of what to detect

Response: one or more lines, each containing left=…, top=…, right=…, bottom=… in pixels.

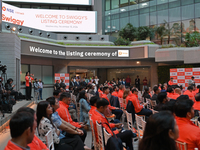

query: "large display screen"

left=2, top=0, right=91, bottom=5
left=2, top=2, right=97, bottom=33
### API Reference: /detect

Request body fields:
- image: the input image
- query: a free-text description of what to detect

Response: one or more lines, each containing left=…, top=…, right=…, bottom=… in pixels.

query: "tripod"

left=1, top=73, right=7, bottom=86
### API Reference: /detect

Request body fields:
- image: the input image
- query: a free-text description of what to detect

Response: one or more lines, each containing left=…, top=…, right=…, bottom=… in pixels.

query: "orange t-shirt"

left=118, top=90, right=124, bottom=98
left=183, top=90, right=195, bottom=102
left=112, top=91, right=118, bottom=97
left=28, top=135, right=48, bottom=150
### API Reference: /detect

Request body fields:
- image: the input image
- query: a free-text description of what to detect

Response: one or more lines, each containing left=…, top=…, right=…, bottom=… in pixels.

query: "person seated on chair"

left=16, top=107, right=48, bottom=150
left=100, top=86, right=123, bottom=120
left=46, top=97, right=85, bottom=150
left=5, top=111, right=36, bottom=150
left=112, top=86, right=119, bottom=97
left=175, top=99, right=200, bottom=150
left=56, top=92, right=87, bottom=143
left=154, top=92, right=168, bottom=111
left=91, top=98, right=134, bottom=150
left=183, top=86, right=195, bottom=102
left=142, top=87, right=151, bottom=102
left=118, top=85, right=125, bottom=98
left=151, top=86, right=160, bottom=104
left=139, top=111, right=179, bottom=150
left=131, top=89, right=152, bottom=116
left=5, top=78, right=19, bottom=101
left=193, top=93, right=200, bottom=111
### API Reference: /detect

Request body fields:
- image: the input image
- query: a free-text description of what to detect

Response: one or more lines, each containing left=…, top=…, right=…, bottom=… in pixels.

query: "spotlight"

left=47, top=33, right=51, bottom=38
left=136, top=61, right=140, bottom=64
left=29, top=29, right=33, bottom=35
left=63, top=36, right=67, bottom=40
left=88, top=37, right=92, bottom=41
left=12, top=27, right=16, bottom=32
left=5, top=24, right=10, bottom=30
left=17, top=26, right=22, bottom=32
left=76, top=36, right=79, bottom=40
left=101, top=37, right=104, bottom=41
left=38, top=31, right=42, bottom=36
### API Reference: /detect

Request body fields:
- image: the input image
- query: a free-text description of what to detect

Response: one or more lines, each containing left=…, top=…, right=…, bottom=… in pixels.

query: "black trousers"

left=64, top=128, right=87, bottom=144
left=26, top=83, right=32, bottom=100
left=136, top=84, right=140, bottom=91
left=137, top=108, right=152, bottom=116
left=112, top=109, right=123, bottom=120
left=55, top=135, right=84, bottom=150
left=116, top=130, right=133, bottom=150
left=10, top=90, right=18, bottom=100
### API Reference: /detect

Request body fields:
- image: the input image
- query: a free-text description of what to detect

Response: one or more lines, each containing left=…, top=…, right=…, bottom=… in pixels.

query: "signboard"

left=170, top=68, right=200, bottom=89
left=21, top=40, right=130, bottom=59
left=2, top=2, right=97, bottom=33
left=54, top=73, right=69, bottom=90
left=2, top=0, right=91, bottom=5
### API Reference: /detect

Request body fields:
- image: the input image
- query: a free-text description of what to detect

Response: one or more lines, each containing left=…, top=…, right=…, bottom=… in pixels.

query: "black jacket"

left=151, top=94, right=159, bottom=104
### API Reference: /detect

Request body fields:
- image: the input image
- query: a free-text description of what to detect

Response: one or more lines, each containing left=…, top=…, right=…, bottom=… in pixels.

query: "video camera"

left=0, top=61, right=7, bottom=74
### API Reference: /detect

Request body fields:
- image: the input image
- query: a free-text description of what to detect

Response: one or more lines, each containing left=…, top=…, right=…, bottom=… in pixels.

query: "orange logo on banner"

left=2, top=6, right=6, bottom=11
left=185, top=68, right=192, bottom=72
left=177, top=72, right=185, bottom=76
left=119, top=52, right=122, bottom=55
left=170, top=69, right=177, bottom=72
left=193, top=72, right=200, bottom=75
left=177, top=80, right=185, bottom=83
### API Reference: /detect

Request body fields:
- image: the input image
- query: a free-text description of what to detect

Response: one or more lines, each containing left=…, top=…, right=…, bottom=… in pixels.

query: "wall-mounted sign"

left=3, top=0, right=91, bottom=5
left=2, top=2, right=96, bottom=33
left=21, top=40, right=130, bottom=59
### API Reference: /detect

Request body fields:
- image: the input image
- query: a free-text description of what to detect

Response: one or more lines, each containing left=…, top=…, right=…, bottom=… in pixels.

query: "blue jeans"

left=38, top=88, right=42, bottom=100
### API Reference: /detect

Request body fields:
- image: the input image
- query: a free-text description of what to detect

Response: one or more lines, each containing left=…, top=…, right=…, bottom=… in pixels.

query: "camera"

left=0, top=61, right=7, bottom=74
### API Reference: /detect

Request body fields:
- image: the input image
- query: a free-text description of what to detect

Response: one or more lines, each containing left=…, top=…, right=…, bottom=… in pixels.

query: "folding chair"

left=135, top=114, right=146, bottom=140
left=126, top=111, right=134, bottom=132
left=146, top=98, right=152, bottom=109
left=76, top=102, right=80, bottom=122
left=176, top=140, right=187, bottom=150
left=89, top=114, right=98, bottom=150
left=119, top=98, right=126, bottom=123
left=103, top=128, right=112, bottom=146
left=45, top=129, right=55, bottom=150
left=96, top=121, right=105, bottom=150
left=190, top=118, right=198, bottom=126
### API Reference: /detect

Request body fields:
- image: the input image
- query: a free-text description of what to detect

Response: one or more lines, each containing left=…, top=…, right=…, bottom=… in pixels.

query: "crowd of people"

left=4, top=74, right=200, bottom=150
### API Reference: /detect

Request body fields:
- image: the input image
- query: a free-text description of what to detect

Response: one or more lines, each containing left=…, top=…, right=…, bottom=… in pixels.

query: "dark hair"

left=17, top=107, right=35, bottom=116
left=153, top=86, right=159, bottom=93
left=195, top=93, right=200, bottom=101
left=113, top=86, right=118, bottom=91
left=26, top=72, right=29, bottom=76
left=188, top=86, right=194, bottom=90
left=60, top=92, right=71, bottom=101
left=90, top=96, right=99, bottom=106
left=132, top=88, right=138, bottom=93
left=139, top=111, right=177, bottom=150
left=157, top=92, right=167, bottom=103
left=10, top=112, right=34, bottom=138
left=103, top=86, right=109, bottom=92
left=78, top=90, right=86, bottom=102
left=109, top=87, right=113, bottom=94
left=97, top=98, right=109, bottom=108
left=167, top=87, right=173, bottom=93
left=53, top=90, right=60, bottom=96
left=46, top=97, right=57, bottom=112
left=142, top=87, right=149, bottom=97
left=161, top=101, right=176, bottom=113
left=176, top=95, right=189, bottom=101
left=100, top=87, right=103, bottom=91
left=174, top=99, right=194, bottom=117
left=36, top=101, right=52, bottom=127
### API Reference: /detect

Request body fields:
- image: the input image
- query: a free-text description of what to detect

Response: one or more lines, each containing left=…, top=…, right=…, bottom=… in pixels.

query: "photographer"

left=5, top=78, right=19, bottom=102
left=25, top=72, right=34, bottom=100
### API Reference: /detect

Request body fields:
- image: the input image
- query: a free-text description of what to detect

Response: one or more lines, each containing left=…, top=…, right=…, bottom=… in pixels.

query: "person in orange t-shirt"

left=173, top=88, right=181, bottom=100
left=193, top=93, right=200, bottom=111
left=25, top=72, right=34, bottom=100
left=5, top=112, right=36, bottom=150
left=175, top=99, right=200, bottom=150
left=168, top=77, right=177, bottom=86
left=183, top=86, right=195, bottom=102
left=118, top=85, right=125, bottom=98
left=101, top=87, right=123, bottom=120
left=112, top=86, right=119, bottom=97
left=167, top=87, right=178, bottom=100
left=91, top=98, right=134, bottom=150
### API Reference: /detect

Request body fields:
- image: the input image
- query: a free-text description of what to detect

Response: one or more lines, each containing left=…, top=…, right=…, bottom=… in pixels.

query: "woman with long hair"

left=25, top=72, right=34, bottom=100
left=123, top=88, right=130, bottom=109
left=142, top=87, right=151, bottom=102
left=139, top=111, right=179, bottom=150
left=37, top=101, right=73, bottom=150
left=79, top=90, right=91, bottom=128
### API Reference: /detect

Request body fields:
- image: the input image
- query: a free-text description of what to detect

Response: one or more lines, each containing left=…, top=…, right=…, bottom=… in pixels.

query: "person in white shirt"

left=94, top=76, right=99, bottom=85
left=38, top=79, right=43, bottom=100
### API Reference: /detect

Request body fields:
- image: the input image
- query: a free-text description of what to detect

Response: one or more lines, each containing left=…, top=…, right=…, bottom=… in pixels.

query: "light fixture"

left=112, top=26, right=116, bottom=29
left=88, top=37, right=92, bottom=41
left=12, top=27, right=16, bottom=32
left=47, top=33, right=51, bottom=38
left=120, top=8, right=126, bottom=12
left=136, top=61, right=140, bottom=64
left=105, top=30, right=108, bottom=32
left=5, top=24, right=10, bottom=30
left=101, top=37, right=104, bottom=41
left=107, top=26, right=111, bottom=29
left=63, top=36, right=67, bottom=40
left=29, top=29, right=33, bottom=35
left=76, top=36, right=79, bottom=40
left=38, top=31, right=42, bottom=36
left=142, top=3, right=147, bottom=6
left=17, top=26, right=22, bottom=32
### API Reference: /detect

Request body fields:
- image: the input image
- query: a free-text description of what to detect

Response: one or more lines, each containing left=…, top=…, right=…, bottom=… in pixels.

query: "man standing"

left=33, top=78, right=39, bottom=104
left=188, top=76, right=195, bottom=86
left=38, top=79, right=43, bottom=100
left=135, top=75, right=140, bottom=90
left=70, top=78, right=75, bottom=87
left=143, top=77, right=148, bottom=91
left=125, top=75, right=131, bottom=87
left=183, top=86, right=195, bottom=102
left=168, top=77, right=177, bottom=86
left=60, top=79, right=66, bottom=89
left=54, top=80, right=60, bottom=91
